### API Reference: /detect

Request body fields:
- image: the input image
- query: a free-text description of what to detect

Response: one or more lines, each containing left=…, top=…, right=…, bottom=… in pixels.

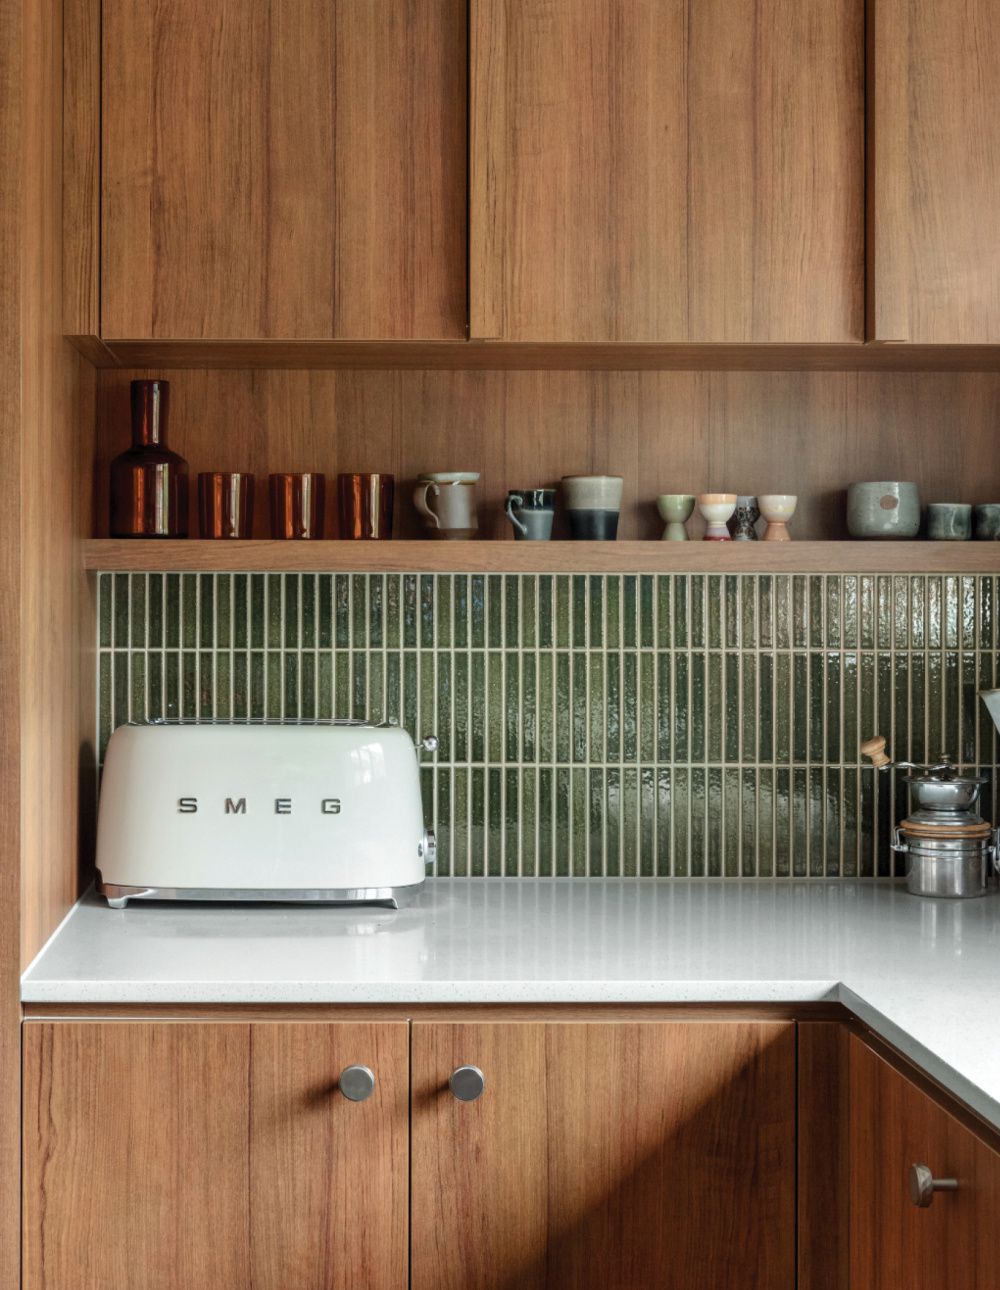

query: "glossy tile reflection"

left=97, top=572, right=1000, bottom=880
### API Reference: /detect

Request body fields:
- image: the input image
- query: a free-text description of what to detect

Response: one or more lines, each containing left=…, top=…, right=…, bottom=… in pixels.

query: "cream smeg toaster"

left=96, top=721, right=436, bottom=908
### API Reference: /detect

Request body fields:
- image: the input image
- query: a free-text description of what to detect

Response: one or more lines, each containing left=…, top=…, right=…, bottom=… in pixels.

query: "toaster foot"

left=106, top=894, right=129, bottom=909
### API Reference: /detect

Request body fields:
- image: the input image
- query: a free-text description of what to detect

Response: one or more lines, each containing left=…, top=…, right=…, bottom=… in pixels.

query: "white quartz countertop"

left=21, top=879, right=1000, bottom=1128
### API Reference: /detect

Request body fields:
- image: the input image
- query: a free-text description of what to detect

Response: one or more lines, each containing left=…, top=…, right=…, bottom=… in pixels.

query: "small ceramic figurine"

left=729, top=496, right=760, bottom=541
left=697, top=493, right=737, bottom=541
left=758, top=494, right=797, bottom=542
left=656, top=494, right=695, bottom=541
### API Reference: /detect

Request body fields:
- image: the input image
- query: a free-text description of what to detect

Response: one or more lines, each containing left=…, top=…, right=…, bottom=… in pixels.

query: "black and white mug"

left=561, top=475, right=623, bottom=541
left=506, top=488, right=556, bottom=541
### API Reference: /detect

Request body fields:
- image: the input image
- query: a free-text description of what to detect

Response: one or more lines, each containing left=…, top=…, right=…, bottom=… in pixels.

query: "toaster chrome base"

left=99, top=881, right=424, bottom=910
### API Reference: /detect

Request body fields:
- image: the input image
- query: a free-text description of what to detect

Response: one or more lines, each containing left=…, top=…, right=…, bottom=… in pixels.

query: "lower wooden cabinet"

left=849, top=1036, right=1000, bottom=1290
left=30, top=1015, right=1000, bottom=1290
left=22, top=1021, right=409, bottom=1290
left=411, top=1021, right=796, bottom=1290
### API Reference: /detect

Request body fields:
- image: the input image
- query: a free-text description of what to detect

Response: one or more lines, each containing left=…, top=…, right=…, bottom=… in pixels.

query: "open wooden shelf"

left=72, top=337, right=1000, bottom=371
left=82, top=540, right=1000, bottom=574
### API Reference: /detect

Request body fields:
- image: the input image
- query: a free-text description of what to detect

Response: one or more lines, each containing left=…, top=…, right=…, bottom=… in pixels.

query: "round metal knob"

left=909, top=1163, right=958, bottom=1208
left=339, top=1065, right=376, bottom=1102
left=449, top=1065, right=485, bottom=1102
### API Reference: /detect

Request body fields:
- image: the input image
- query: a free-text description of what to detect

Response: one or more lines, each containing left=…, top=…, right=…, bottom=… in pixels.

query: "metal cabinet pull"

left=339, top=1065, right=376, bottom=1102
left=909, top=1163, right=959, bottom=1207
left=449, top=1065, right=485, bottom=1102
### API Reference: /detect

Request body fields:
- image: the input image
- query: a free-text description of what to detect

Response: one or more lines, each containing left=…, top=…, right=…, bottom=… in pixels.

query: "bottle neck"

left=130, top=380, right=169, bottom=447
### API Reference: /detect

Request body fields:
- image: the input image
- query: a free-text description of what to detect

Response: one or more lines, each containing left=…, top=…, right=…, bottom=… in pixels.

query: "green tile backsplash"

left=96, top=572, right=1000, bottom=879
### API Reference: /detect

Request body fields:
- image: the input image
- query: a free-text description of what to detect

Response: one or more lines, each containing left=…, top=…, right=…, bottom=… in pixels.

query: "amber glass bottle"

left=109, top=380, right=188, bottom=537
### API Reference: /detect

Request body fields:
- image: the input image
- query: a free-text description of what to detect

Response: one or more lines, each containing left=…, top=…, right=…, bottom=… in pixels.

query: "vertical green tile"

left=825, top=576, right=842, bottom=649
left=809, top=654, right=825, bottom=763
left=433, top=655, right=449, bottom=753
left=572, top=575, right=587, bottom=648
left=554, top=576, right=570, bottom=649
left=705, top=652, right=722, bottom=762
left=500, top=584, right=520, bottom=665
left=130, top=575, right=147, bottom=648
left=521, top=576, right=536, bottom=648
left=639, top=653, right=655, bottom=763
left=537, top=575, right=553, bottom=648
left=639, top=575, right=654, bottom=648
left=689, top=768, right=705, bottom=876
left=605, top=576, right=621, bottom=648
left=621, top=767, right=638, bottom=876
left=402, top=574, right=418, bottom=648
left=98, top=573, right=113, bottom=648
left=554, top=767, right=571, bottom=877
left=537, top=768, right=553, bottom=877
left=520, top=768, right=536, bottom=877
left=435, top=769, right=450, bottom=876
left=590, top=767, right=607, bottom=875
left=419, top=575, right=434, bottom=649
left=430, top=577, right=446, bottom=650
left=809, top=577, right=824, bottom=648
left=571, top=767, right=587, bottom=876
left=487, top=652, right=503, bottom=762
left=690, top=576, right=706, bottom=648
left=298, top=653, right=315, bottom=721
left=741, top=654, right=757, bottom=763
left=300, top=574, right=316, bottom=650
left=673, top=653, right=689, bottom=762
left=608, top=653, right=623, bottom=762
left=505, top=652, right=520, bottom=762
left=724, top=767, right=741, bottom=876
left=722, top=653, right=738, bottom=763
left=588, top=576, right=603, bottom=648
left=453, top=575, right=469, bottom=649
left=757, top=767, right=774, bottom=877
left=113, top=573, right=130, bottom=647
left=706, top=768, right=723, bottom=876
left=383, top=575, right=400, bottom=650
left=622, top=576, right=638, bottom=649
left=571, top=652, right=587, bottom=762
left=622, top=653, right=638, bottom=762
left=282, top=575, right=298, bottom=649
left=640, top=766, right=656, bottom=876
left=792, top=576, right=809, bottom=648
left=588, top=654, right=604, bottom=764
left=670, top=767, right=688, bottom=877
left=707, top=576, right=723, bottom=650
left=249, top=574, right=264, bottom=649
left=504, top=768, right=519, bottom=875
left=452, top=653, right=468, bottom=762
left=469, top=767, right=485, bottom=876
left=487, top=575, right=503, bottom=648
left=452, top=768, right=469, bottom=876
left=655, top=576, right=670, bottom=647
left=672, top=577, right=688, bottom=649
left=655, top=654, right=670, bottom=763
left=353, top=574, right=369, bottom=650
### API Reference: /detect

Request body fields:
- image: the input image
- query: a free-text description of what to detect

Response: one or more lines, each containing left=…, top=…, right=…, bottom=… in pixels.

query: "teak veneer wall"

left=96, top=368, right=1000, bottom=542
left=4, top=1, right=98, bottom=1288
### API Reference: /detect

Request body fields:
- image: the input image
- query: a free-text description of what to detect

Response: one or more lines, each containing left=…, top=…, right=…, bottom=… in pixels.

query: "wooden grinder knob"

left=860, top=735, right=891, bottom=768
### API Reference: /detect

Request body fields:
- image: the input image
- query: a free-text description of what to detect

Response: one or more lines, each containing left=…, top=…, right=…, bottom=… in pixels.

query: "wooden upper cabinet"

left=849, top=1037, right=1000, bottom=1290
left=23, top=1021, right=409, bottom=1290
left=470, top=0, right=864, bottom=342
left=100, top=0, right=467, bottom=340
left=411, top=1020, right=795, bottom=1290
left=872, top=0, right=1000, bottom=341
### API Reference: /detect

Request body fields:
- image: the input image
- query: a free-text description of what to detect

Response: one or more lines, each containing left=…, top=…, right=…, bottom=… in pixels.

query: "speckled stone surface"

left=22, top=879, right=1000, bottom=1128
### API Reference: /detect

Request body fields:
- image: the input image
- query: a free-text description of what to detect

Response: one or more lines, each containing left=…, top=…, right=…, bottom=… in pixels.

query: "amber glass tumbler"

left=198, top=473, right=254, bottom=539
left=109, top=380, right=189, bottom=537
left=269, top=473, right=326, bottom=539
left=337, top=473, right=394, bottom=539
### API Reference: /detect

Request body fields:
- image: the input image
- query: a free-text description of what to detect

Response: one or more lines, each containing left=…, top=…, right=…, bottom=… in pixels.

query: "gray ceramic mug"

left=506, top=488, right=555, bottom=541
left=847, top=481, right=920, bottom=539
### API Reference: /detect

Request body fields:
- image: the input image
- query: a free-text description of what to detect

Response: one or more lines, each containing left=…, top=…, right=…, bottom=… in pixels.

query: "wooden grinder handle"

left=860, top=735, right=891, bottom=768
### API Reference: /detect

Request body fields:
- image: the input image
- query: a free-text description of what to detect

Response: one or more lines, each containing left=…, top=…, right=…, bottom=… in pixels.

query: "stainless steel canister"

left=892, top=828, right=998, bottom=898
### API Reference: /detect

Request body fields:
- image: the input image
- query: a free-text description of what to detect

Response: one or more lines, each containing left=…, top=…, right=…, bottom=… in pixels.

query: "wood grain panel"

left=471, top=0, right=863, bottom=342
left=21, top=0, right=97, bottom=967
left=101, top=0, right=466, bottom=340
left=95, top=368, right=1000, bottom=541
left=62, top=0, right=99, bottom=334
left=848, top=1034, right=1000, bottom=1289
left=23, top=1021, right=408, bottom=1290
left=873, top=0, right=1000, bottom=341
left=798, top=1022, right=849, bottom=1290
left=411, top=1020, right=795, bottom=1290
left=0, top=0, right=20, bottom=1278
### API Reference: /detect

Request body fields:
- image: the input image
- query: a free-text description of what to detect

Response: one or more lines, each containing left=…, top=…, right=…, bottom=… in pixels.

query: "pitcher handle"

left=506, top=492, right=527, bottom=536
left=413, top=481, right=441, bottom=529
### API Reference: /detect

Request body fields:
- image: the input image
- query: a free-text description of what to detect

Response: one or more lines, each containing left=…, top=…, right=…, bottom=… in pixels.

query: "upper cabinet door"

left=470, top=0, right=864, bottom=342
left=872, top=0, right=1000, bottom=341
left=101, top=0, right=467, bottom=340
